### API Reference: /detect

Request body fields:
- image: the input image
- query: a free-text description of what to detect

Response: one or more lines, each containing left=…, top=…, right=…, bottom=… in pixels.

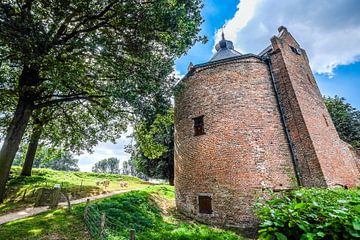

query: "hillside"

left=0, top=167, right=150, bottom=215
left=0, top=185, right=243, bottom=240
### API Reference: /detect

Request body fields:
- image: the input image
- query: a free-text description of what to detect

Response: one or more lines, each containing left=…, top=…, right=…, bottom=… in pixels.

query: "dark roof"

left=209, top=34, right=242, bottom=62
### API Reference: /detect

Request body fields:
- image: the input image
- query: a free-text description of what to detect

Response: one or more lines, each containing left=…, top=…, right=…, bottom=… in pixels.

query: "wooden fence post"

left=100, top=212, right=106, bottom=239
left=130, top=229, right=136, bottom=240
left=84, top=199, right=90, bottom=220
left=65, top=192, right=71, bottom=212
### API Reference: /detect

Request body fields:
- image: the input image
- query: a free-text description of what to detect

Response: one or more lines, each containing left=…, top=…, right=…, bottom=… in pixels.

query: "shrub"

left=256, top=188, right=360, bottom=240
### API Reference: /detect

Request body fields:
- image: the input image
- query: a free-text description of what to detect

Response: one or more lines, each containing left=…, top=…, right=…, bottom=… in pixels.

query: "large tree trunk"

left=0, top=99, right=33, bottom=201
left=21, top=124, right=42, bottom=177
left=0, top=66, right=39, bottom=202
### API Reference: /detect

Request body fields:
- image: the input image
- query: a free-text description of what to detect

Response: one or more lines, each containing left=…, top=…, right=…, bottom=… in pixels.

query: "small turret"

left=210, top=31, right=241, bottom=62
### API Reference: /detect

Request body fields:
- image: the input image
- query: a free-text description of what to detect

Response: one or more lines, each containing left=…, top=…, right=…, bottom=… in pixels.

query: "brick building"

left=174, top=26, right=360, bottom=230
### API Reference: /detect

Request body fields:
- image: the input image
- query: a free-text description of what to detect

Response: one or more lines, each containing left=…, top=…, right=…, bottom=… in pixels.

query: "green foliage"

left=1, top=167, right=148, bottom=214
left=256, top=188, right=360, bottom=239
left=85, top=185, right=241, bottom=240
left=92, top=157, right=120, bottom=174
left=13, top=146, right=79, bottom=171
left=41, top=151, right=80, bottom=172
left=136, top=108, right=174, bottom=159
left=130, top=108, right=174, bottom=182
left=324, top=95, right=360, bottom=149
left=0, top=0, right=205, bottom=199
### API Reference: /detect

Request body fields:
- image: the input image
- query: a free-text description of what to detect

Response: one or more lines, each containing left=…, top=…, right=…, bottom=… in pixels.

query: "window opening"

left=289, top=45, right=301, bottom=55
left=323, top=114, right=329, bottom=127
left=193, top=115, right=205, bottom=136
left=198, top=195, right=212, bottom=214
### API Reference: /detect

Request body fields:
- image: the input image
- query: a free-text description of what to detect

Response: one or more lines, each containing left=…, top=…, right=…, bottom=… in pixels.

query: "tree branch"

left=34, top=94, right=108, bottom=109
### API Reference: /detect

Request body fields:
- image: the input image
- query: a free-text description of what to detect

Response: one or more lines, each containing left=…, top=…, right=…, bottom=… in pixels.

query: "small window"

left=198, top=195, right=212, bottom=214
left=323, top=114, right=329, bottom=127
left=289, top=45, right=301, bottom=55
left=193, top=115, right=205, bottom=136
left=307, top=74, right=313, bottom=85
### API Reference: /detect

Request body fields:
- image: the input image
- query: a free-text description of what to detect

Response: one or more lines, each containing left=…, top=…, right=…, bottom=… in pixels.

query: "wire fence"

left=83, top=199, right=136, bottom=240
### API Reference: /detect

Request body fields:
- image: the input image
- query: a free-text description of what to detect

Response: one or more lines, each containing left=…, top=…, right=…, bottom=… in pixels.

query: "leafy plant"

left=256, top=188, right=360, bottom=239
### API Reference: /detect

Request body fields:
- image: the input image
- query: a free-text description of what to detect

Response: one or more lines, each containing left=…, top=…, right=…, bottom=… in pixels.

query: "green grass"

left=0, top=186, right=243, bottom=240
left=0, top=204, right=90, bottom=240
left=0, top=167, right=150, bottom=215
left=85, top=185, right=242, bottom=240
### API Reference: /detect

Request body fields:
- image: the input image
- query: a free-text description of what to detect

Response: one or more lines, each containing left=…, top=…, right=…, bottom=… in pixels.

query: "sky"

left=78, top=0, right=360, bottom=171
left=4, top=0, right=360, bottom=171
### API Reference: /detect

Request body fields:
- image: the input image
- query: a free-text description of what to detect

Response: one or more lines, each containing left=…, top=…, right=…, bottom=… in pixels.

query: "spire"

left=210, top=29, right=242, bottom=62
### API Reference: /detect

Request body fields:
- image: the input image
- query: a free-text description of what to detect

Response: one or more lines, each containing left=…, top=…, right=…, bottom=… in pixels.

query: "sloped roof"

left=209, top=34, right=242, bottom=62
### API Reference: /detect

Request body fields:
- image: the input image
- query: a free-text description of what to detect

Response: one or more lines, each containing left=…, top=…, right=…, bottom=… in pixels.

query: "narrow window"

left=323, top=114, right=329, bottom=127
left=193, top=115, right=205, bottom=136
left=198, top=195, right=212, bottom=214
left=289, top=45, right=301, bottom=55
left=307, top=74, right=313, bottom=85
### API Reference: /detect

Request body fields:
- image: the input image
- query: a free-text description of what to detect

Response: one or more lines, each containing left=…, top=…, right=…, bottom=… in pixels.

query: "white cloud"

left=218, top=0, right=360, bottom=75
left=77, top=128, right=133, bottom=172
left=214, top=0, right=260, bottom=52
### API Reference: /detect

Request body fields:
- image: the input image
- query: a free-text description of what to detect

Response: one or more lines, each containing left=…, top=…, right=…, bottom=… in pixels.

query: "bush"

left=256, top=188, right=360, bottom=240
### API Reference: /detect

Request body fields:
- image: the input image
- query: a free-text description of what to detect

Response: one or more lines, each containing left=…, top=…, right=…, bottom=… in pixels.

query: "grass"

left=0, top=185, right=244, bottom=240
left=0, top=203, right=90, bottom=239
left=0, top=167, right=150, bottom=215
left=85, top=185, right=243, bottom=240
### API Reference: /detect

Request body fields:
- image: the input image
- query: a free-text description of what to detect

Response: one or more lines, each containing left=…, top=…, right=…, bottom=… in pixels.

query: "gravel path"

left=0, top=188, right=143, bottom=225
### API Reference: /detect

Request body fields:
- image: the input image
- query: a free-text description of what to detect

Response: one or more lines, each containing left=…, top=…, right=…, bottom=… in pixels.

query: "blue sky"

left=82, top=0, right=360, bottom=170
left=1, top=1, right=358, bottom=171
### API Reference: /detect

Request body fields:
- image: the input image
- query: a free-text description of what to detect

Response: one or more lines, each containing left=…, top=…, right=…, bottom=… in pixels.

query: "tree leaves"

left=324, top=95, right=360, bottom=149
left=92, top=157, right=120, bottom=174
left=256, top=188, right=360, bottom=239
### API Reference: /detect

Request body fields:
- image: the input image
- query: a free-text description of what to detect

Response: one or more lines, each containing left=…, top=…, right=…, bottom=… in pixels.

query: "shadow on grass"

left=0, top=206, right=90, bottom=240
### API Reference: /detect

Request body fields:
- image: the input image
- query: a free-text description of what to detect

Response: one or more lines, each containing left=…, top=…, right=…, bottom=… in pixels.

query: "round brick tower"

left=174, top=27, right=360, bottom=232
left=174, top=35, right=297, bottom=230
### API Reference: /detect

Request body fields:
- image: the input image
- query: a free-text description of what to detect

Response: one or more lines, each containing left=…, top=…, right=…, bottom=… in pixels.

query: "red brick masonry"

left=174, top=27, right=360, bottom=230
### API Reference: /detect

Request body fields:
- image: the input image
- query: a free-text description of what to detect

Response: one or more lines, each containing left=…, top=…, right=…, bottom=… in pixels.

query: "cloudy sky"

left=12, top=0, right=360, bottom=172
left=79, top=0, right=360, bottom=171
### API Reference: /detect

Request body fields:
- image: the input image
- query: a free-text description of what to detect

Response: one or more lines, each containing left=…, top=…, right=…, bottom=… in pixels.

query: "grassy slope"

left=0, top=167, right=150, bottom=215
left=94, top=185, right=243, bottom=240
left=0, top=186, right=243, bottom=240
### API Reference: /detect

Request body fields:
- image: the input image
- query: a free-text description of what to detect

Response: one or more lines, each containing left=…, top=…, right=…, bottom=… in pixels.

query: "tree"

left=129, top=107, right=174, bottom=185
left=0, top=0, right=204, bottom=200
left=121, top=159, right=137, bottom=176
left=92, top=158, right=120, bottom=174
left=324, top=95, right=360, bottom=149
left=41, top=151, right=80, bottom=172
left=19, top=100, right=129, bottom=176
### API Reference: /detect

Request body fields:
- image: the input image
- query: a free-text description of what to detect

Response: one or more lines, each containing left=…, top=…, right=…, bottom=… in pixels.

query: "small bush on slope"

left=256, top=188, right=360, bottom=240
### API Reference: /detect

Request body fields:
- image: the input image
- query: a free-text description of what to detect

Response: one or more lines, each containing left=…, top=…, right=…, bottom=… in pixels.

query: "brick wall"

left=270, top=27, right=360, bottom=188
left=174, top=56, right=297, bottom=230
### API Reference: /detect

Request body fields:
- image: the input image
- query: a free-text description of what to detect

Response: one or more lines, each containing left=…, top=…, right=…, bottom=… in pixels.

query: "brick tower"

left=174, top=27, right=360, bottom=230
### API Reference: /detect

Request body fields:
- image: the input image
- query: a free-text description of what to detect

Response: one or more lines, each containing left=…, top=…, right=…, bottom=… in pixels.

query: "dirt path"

left=0, top=188, right=143, bottom=225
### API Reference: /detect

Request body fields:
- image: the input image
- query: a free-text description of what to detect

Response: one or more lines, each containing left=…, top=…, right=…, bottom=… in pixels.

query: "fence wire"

left=83, top=202, right=133, bottom=240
